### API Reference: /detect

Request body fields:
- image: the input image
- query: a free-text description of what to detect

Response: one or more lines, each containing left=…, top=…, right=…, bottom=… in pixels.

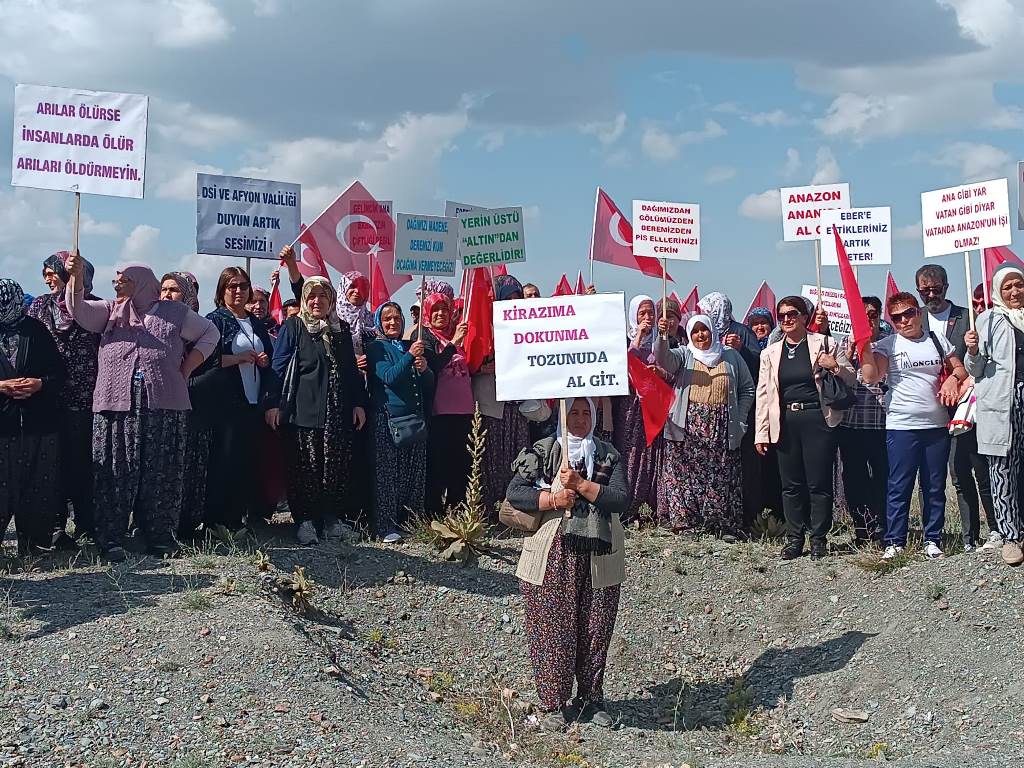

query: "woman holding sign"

left=507, top=397, right=628, bottom=730
left=653, top=314, right=755, bottom=537
left=754, top=296, right=855, bottom=561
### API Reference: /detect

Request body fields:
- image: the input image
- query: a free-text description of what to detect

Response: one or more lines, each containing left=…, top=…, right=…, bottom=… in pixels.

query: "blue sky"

left=2, top=0, right=1023, bottom=314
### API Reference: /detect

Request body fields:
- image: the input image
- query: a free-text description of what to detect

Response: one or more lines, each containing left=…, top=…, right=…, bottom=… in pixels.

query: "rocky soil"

left=0, top=521, right=1021, bottom=768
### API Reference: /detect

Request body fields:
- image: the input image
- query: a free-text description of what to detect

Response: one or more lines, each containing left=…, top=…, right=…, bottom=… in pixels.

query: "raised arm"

left=64, top=251, right=112, bottom=333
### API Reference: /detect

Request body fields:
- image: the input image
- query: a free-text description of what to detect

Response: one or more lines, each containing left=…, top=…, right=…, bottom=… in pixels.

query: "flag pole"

left=588, top=187, right=599, bottom=287
left=559, top=398, right=569, bottom=470
left=980, top=249, right=989, bottom=309
left=71, top=192, right=81, bottom=254
left=416, top=274, right=426, bottom=341
left=965, top=251, right=975, bottom=331
left=661, top=258, right=668, bottom=340
left=245, top=256, right=252, bottom=280
left=814, top=238, right=822, bottom=296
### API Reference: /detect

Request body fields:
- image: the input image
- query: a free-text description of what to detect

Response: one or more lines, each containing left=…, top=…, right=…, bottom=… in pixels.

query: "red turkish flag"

left=627, top=354, right=673, bottom=446
left=296, top=223, right=330, bottom=279
left=883, top=271, right=900, bottom=324
left=834, top=228, right=872, bottom=358
left=574, top=271, right=587, bottom=295
left=742, top=281, right=777, bottom=324
left=298, top=181, right=411, bottom=298
left=553, top=274, right=573, bottom=296
left=269, top=282, right=284, bottom=326
left=464, top=268, right=495, bottom=373
left=591, top=188, right=671, bottom=280
left=984, top=246, right=1024, bottom=305
left=492, top=265, right=508, bottom=278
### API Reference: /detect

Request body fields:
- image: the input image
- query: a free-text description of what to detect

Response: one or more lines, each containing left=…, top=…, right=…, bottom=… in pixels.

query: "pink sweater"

left=67, top=284, right=219, bottom=412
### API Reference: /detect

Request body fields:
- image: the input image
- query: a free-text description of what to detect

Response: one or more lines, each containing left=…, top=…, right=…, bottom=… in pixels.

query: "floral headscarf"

left=166, top=271, right=199, bottom=313
left=299, top=276, right=343, bottom=335
left=42, top=251, right=95, bottom=330
left=628, top=295, right=655, bottom=341
left=494, top=274, right=523, bottom=301
left=373, top=301, right=406, bottom=350
left=422, top=292, right=454, bottom=342
left=0, top=279, right=26, bottom=329
left=697, top=291, right=733, bottom=336
left=746, top=306, right=775, bottom=351
left=337, top=271, right=373, bottom=353
left=107, top=264, right=160, bottom=332
left=416, top=279, right=455, bottom=302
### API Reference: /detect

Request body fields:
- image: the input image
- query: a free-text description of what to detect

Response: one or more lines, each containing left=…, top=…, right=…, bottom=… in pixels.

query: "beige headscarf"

left=298, top=276, right=343, bottom=334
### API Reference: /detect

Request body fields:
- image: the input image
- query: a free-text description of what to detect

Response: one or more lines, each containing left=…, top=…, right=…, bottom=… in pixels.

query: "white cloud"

left=640, top=119, right=725, bottom=161
left=251, top=0, right=283, bottom=17
left=745, top=109, right=798, bottom=127
left=810, top=147, right=841, bottom=185
left=155, top=0, right=233, bottom=48
left=739, top=189, right=782, bottom=221
left=704, top=165, right=737, bottom=184
left=783, top=147, right=802, bottom=178
left=154, top=161, right=225, bottom=201
left=931, top=141, right=1012, bottom=182
left=154, top=101, right=247, bottom=149
left=80, top=215, right=121, bottom=237
left=581, top=112, right=627, bottom=145
left=477, top=131, right=505, bottom=152
left=894, top=221, right=922, bottom=241
left=120, top=225, right=163, bottom=263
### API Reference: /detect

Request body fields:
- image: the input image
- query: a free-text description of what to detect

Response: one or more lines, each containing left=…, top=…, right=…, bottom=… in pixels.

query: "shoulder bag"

left=817, top=337, right=856, bottom=410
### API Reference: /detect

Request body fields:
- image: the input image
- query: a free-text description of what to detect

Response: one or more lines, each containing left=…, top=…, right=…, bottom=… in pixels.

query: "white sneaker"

left=382, top=532, right=403, bottom=544
left=882, top=545, right=904, bottom=560
left=296, top=520, right=319, bottom=546
left=963, top=543, right=977, bottom=554
left=924, top=541, right=944, bottom=559
left=981, top=531, right=1004, bottom=551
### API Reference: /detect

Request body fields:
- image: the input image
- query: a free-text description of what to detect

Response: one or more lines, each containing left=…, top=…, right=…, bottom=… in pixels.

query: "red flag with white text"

left=553, top=274, right=573, bottom=296
left=575, top=271, right=587, bottom=295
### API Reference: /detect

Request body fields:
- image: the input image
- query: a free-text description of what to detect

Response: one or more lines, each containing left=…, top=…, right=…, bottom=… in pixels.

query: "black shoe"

left=52, top=532, right=79, bottom=551
left=578, top=700, right=614, bottom=727
left=781, top=538, right=805, bottom=560
left=810, top=540, right=827, bottom=560
left=103, top=546, right=127, bottom=563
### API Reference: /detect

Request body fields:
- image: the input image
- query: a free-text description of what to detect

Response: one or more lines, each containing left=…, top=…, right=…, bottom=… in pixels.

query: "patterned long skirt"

left=283, top=424, right=354, bottom=527
left=658, top=402, right=743, bottom=537
left=611, top=394, right=663, bottom=523
left=178, top=414, right=211, bottom=539
left=0, top=432, right=60, bottom=551
left=990, top=381, right=1024, bottom=542
left=372, top=413, right=428, bottom=538
left=92, top=379, right=188, bottom=552
left=520, top=533, right=621, bottom=711
left=482, top=402, right=530, bottom=514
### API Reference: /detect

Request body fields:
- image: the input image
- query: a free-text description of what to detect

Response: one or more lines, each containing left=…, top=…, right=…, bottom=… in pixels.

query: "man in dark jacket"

left=916, top=264, right=994, bottom=550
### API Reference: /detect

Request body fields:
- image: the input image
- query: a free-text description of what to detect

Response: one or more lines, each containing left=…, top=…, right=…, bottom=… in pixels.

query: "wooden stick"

left=814, top=238, right=822, bottom=297
left=71, top=192, right=81, bottom=254
left=980, top=249, right=990, bottom=309
left=417, top=274, right=426, bottom=341
left=559, top=398, right=569, bottom=469
left=661, top=257, right=668, bottom=339
left=965, top=251, right=975, bottom=331
left=245, top=256, right=252, bottom=281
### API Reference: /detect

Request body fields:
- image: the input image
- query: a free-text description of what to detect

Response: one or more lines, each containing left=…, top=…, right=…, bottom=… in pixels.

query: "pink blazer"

left=754, top=332, right=856, bottom=444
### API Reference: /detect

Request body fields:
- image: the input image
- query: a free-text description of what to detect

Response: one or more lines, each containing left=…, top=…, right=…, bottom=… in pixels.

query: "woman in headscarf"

left=746, top=307, right=775, bottom=351
left=248, top=284, right=277, bottom=335
left=653, top=314, right=755, bottom=536
left=190, top=267, right=277, bottom=534
left=336, top=271, right=375, bottom=362
left=158, top=272, right=211, bottom=541
left=268, top=276, right=368, bottom=545
left=1, top=278, right=67, bottom=554
left=476, top=274, right=531, bottom=511
left=27, top=252, right=101, bottom=546
left=966, top=264, right=1024, bottom=566
left=611, top=295, right=666, bottom=522
left=366, top=302, right=434, bottom=542
left=65, top=256, right=219, bottom=561
left=507, top=397, right=629, bottom=731
left=420, top=292, right=472, bottom=517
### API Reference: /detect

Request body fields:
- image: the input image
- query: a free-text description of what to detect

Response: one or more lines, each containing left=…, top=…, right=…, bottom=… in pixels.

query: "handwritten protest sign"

left=12, top=83, right=149, bottom=198
left=921, top=178, right=1010, bottom=257
left=631, top=200, right=700, bottom=260
left=493, top=293, right=629, bottom=401
left=802, top=285, right=852, bottom=337
left=458, top=206, right=525, bottom=268
left=394, top=214, right=457, bottom=276
left=348, top=199, right=393, bottom=252
left=780, top=184, right=851, bottom=241
left=196, top=173, right=300, bottom=260
left=819, top=206, right=892, bottom=266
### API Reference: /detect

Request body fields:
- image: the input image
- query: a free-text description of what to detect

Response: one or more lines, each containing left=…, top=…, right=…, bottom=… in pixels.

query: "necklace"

left=783, top=337, right=805, bottom=360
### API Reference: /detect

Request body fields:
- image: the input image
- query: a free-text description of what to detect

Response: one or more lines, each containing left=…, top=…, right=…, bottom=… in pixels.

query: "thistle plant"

left=430, top=405, right=490, bottom=562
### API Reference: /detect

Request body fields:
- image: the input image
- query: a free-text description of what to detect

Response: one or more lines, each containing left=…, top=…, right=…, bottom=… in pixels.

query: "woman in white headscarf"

left=966, top=263, right=1024, bottom=566
left=506, top=397, right=628, bottom=731
left=652, top=313, right=755, bottom=536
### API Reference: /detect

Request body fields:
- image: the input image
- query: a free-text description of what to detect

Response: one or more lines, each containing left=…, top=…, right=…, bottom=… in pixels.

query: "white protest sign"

left=1017, top=161, right=1023, bottom=230
left=801, top=285, right=852, bottom=337
left=196, top=174, right=300, bottom=260
left=445, top=200, right=483, bottom=218
left=12, top=83, right=149, bottom=198
left=631, top=200, right=700, bottom=260
left=394, top=214, right=457, bottom=276
left=819, top=206, right=892, bottom=266
left=458, top=206, right=525, bottom=268
left=780, top=183, right=851, bottom=242
left=494, top=293, right=629, bottom=401
left=921, top=178, right=1011, bottom=257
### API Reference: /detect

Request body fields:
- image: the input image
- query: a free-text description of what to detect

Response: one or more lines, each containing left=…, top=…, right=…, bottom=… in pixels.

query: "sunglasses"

left=865, top=310, right=879, bottom=320
left=226, top=282, right=251, bottom=292
left=917, top=285, right=946, bottom=296
left=778, top=310, right=804, bottom=322
left=890, top=306, right=919, bottom=324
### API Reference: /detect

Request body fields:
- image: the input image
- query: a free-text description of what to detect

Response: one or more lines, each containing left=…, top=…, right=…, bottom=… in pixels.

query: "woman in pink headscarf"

left=65, top=256, right=219, bottom=561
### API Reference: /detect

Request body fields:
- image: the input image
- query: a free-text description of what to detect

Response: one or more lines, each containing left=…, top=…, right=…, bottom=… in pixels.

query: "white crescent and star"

left=608, top=212, right=631, bottom=248
left=335, top=213, right=379, bottom=255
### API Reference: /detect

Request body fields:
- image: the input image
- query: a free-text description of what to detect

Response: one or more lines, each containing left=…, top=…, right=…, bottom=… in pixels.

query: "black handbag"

left=387, top=412, right=427, bottom=449
left=817, top=338, right=856, bottom=410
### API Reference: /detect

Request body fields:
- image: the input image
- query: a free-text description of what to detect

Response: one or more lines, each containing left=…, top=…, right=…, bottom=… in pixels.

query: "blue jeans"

left=885, top=428, right=950, bottom=546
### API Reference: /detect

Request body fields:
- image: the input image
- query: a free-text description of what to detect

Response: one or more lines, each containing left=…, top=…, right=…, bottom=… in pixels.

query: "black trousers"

left=775, top=408, right=837, bottom=542
left=426, top=414, right=473, bottom=517
left=203, top=405, right=262, bottom=531
left=740, top=404, right=761, bottom=530
left=838, top=427, right=887, bottom=539
left=60, top=408, right=95, bottom=538
left=950, top=429, right=995, bottom=545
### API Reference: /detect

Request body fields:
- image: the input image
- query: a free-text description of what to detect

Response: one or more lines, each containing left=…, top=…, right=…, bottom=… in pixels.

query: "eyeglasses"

left=890, top=306, right=920, bottom=324
left=226, top=282, right=251, bottom=292
left=778, top=310, right=803, bottom=322
left=917, top=285, right=946, bottom=296
left=865, top=311, right=879, bottom=320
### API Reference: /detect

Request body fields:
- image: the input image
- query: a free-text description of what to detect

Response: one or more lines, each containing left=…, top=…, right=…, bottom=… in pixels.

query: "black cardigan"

left=270, top=315, right=368, bottom=430
left=0, top=316, right=67, bottom=436
left=189, top=307, right=277, bottom=423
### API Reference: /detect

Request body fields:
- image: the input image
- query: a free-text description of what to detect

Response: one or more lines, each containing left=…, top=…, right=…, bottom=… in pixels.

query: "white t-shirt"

left=873, top=331, right=953, bottom=430
left=927, top=305, right=952, bottom=341
left=232, top=317, right=264, bottom=405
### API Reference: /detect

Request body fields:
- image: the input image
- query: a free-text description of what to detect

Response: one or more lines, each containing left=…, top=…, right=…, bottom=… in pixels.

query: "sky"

left=2, top=0, right=1024, bottom=316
